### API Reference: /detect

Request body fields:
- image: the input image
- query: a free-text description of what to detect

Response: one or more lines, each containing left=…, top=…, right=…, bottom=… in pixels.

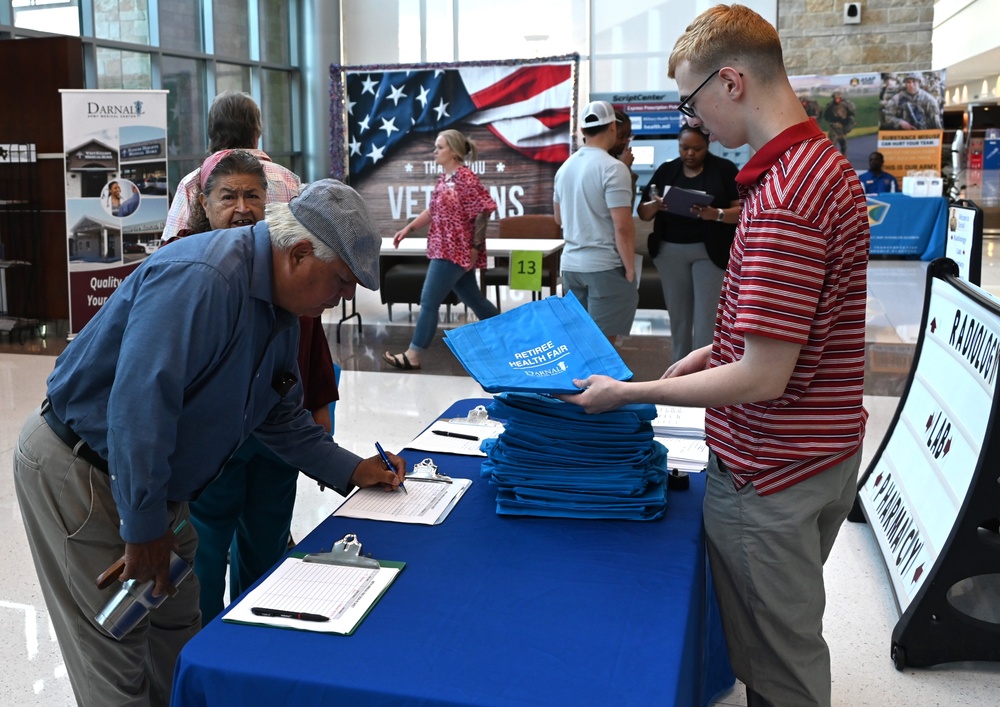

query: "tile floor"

left=2, top=253, right=1000, bottom=705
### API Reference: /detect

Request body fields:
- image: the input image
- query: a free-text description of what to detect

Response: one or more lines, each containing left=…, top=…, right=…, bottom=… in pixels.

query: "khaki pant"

left=13, top=409, right=200, bottom=706
left=704, top=450, right=862, bottom=707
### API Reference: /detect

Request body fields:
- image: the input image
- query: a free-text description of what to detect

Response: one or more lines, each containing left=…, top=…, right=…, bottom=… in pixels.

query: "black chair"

left=480, top=214, right=562, bottom=311
left=380, top=254, right=459, bottom=322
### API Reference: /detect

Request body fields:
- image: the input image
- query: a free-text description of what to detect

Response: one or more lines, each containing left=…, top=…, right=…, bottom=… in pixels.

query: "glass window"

left=94, top=0, right=151, bottom=45
left=343, top=0, right=410, bottom=64
left=96, top=48, right=153, bottom=89
left=456, top=0, right=577, bottom=61
left=214, top=0, right=251, bottom=60
left=592, top=0, right=667, bottom=55
left=260, top=68, right=293, bottom=154
left=343, top=0, right=454, bottom=64
left=217, top=63, right=252, bottom=96
left=591, top=55, right=670, bottom=93
left=396, top=0, right=420, bottom=64
left=158, top=0, right=203, bottom=53
left=162, top=56, right=207, bottom=158
left=589, top=0, right=777, bottom=89
left=12, top=0, right=80, bottom=36
left=423, top=0, right=453, bottom=63
left=259, top=0, right=290, bottom=65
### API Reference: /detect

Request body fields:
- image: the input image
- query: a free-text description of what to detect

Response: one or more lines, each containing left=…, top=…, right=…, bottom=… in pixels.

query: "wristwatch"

left=715, top=208, right=725, bottom=222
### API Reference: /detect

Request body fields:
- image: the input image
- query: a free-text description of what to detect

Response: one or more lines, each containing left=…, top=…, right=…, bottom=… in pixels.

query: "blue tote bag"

left=443, top=293, right=633, bottom=394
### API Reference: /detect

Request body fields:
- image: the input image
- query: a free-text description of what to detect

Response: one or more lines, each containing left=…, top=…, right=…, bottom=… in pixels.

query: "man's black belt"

left=40, top=399, right=109, bottom=473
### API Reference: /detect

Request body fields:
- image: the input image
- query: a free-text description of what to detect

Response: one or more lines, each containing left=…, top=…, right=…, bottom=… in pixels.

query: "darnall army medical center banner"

left=60, top=89, right=169, bottom=335
left=330, top=56, right=578, bottom=236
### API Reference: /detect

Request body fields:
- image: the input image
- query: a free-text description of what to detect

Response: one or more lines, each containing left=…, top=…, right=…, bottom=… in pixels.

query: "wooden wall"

left=0, top=36, right=84, bottom=322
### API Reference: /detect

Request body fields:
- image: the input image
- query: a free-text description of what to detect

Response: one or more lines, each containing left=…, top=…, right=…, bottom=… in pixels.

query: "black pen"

left=432, top=430, right=480, bottom=441
left=375, top=441, right=407, bottom=494
left=251, top=607, right=329, bottom=622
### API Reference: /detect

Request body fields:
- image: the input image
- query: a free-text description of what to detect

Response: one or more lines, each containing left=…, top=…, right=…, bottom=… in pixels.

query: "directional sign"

left=858, top=272, right=1000, bottom=610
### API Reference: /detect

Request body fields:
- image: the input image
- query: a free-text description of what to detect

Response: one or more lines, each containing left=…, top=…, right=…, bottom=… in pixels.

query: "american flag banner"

left=331, top=56, right=578, bottom=236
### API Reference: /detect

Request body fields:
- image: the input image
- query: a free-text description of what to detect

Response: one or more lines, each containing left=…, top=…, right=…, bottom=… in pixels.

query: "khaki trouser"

left=704, top=449, right=862, bottom=707
left=13, top=409, right=200, bottom=707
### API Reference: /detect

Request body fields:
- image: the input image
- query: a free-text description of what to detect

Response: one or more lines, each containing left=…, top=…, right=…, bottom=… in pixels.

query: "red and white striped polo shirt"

left=706, top=120, right=870, bottom=495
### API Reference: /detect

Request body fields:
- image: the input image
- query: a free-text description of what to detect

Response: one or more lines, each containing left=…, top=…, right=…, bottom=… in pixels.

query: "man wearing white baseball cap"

left=13, top=178, right=405, bottom=706
left=553, top=100, right=638, bottom=340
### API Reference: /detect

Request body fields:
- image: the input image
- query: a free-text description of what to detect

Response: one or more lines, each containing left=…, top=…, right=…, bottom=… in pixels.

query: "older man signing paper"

left=13, top=180, right=406, bottom=707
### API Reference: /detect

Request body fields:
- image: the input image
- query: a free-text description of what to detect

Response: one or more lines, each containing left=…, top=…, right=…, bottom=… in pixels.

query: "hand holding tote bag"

left=443, top=293, right=633, bottom=394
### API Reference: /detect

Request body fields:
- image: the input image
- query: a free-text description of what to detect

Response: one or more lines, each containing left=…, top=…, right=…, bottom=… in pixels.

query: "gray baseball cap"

left=288, top=179, right=381, bottom=290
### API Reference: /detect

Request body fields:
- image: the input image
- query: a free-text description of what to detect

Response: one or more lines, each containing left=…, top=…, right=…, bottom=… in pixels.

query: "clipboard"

left=222, top=534, right=404, bottom=635
left=658, top=185, right=714, bottom=217
left=404, top=403, right=505, bottom=457
left=404, top=419, right=503, bottom=457
left=333, top=459, right=472, bottom=525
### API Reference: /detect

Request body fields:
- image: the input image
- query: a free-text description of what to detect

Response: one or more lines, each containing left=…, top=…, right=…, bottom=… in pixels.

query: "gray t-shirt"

left=553, top=146, right=633, bottom=273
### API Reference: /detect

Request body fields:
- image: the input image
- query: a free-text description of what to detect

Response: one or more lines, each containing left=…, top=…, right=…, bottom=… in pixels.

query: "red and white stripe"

left=460, top=65, right=573, bottom=163
left=706, top=124, right=871, bottom=495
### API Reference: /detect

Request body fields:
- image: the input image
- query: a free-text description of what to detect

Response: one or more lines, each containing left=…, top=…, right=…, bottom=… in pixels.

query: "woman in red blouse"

left=384, top=129, right=499, bottom=370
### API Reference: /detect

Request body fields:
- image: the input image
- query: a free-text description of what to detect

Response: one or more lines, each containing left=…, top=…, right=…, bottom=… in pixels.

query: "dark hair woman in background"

left=638, top=125, right=739, bottom=362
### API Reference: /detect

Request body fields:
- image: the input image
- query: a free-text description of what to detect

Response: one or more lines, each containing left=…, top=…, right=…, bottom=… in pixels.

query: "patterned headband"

left=199, top=149, right=235, bottom=191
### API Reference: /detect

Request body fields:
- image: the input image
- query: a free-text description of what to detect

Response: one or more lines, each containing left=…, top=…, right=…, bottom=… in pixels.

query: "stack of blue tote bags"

left=482, top=392, right=668, bottom=520
left=444, top=293, right=669, bottom=520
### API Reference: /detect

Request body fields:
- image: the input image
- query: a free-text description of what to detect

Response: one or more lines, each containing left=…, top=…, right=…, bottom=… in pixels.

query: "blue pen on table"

left=375, top=441, right=406, bottom=494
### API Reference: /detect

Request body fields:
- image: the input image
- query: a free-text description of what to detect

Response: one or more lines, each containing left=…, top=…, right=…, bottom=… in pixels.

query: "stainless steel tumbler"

left=94, top=551, right=192, bottom=641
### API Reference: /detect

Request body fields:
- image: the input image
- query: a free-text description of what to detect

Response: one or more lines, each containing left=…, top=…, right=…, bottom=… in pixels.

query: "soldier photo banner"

left=789, top=72, right=881, bottom=171
left=790, top=70, right=946, bottom=182
left=879, top=71, right=945, bottom=133
left=878, top=70, right=946, bottom=176
left=330, top=56, right=578, bottom=236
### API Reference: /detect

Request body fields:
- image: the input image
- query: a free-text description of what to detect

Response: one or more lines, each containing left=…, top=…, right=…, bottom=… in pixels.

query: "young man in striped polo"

left=560, top=5, right=870, bottom=706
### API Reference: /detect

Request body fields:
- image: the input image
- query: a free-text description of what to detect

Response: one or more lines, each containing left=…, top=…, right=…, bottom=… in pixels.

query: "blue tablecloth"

left=171, top=399, right=734, bottom=706
left=867, top=193, right=948, bottom=260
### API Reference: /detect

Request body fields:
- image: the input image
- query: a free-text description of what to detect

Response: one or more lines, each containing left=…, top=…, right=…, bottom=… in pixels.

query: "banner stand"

left=850, top=258, right=1000, bottom=670
left=60, top=89, right=169, bottom=335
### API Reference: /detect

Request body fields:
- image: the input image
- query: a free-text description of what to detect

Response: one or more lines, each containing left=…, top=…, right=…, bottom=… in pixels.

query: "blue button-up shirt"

left=46, top=223, right=361, bottom=543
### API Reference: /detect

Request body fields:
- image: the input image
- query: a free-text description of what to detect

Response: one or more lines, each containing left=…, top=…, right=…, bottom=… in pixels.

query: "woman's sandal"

left=382, top=351, right=420, bottom=370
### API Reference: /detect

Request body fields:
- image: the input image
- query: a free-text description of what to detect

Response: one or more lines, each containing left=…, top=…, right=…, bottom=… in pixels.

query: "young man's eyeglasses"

left=676, top=69, right=742, bottom=118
